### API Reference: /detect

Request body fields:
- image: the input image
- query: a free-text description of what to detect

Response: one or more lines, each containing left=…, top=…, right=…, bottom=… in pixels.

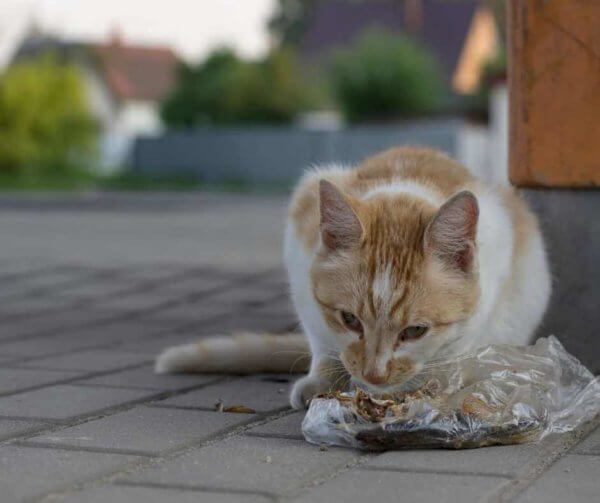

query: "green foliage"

left=479, top=47, right=507, bottom=92
left=0, top=55, right=97, bottom=177
left=330, top=29, right=443, bottom=122
left=161, top=47, right=313, bottom=127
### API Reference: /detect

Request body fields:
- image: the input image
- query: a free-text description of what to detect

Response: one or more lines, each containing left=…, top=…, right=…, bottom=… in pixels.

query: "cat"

left=155, top=146, right=551, bottom=410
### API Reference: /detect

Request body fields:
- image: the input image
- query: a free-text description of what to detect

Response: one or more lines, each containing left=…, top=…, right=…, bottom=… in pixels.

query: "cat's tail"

left=154, top=332, right=310, bottom=375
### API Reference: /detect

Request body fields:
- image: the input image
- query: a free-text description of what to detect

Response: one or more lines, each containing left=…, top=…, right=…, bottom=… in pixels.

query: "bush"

left=161, top=47, right=313, bottom=127
left=330, top=29, right=443, bottom=122
left=0, top=55, right=97, bottom=177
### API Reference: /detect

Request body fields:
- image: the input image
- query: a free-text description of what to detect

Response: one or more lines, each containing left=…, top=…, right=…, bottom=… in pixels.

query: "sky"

left=0, top=0, right=276, bottom=66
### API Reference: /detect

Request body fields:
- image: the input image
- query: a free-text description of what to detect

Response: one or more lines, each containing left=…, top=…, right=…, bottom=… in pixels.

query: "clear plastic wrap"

left=302, top=337, right=600, bottom=450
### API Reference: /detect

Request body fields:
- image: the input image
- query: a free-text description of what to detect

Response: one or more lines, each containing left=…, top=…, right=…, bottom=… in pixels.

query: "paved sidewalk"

left=0, top=194, right=598, bottom=502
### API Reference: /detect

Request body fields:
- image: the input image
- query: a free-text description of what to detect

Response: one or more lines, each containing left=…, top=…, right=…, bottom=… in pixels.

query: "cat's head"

left=311, top=180, right=480, bottom=391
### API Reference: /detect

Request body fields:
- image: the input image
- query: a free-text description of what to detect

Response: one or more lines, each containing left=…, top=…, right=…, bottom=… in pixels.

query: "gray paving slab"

left=0, top=445, right=138, bottom=502
left=114, top=332, right=210, bottom=355
left=91, top=292, right=186, bottom=312
left=0, top=418, right=48, bottom=441
left=50, top=317, right=181, bottom=345
left=143, top=300, right=235, bottom=324
left=207, top=284, right=286, bottom=308
left=119, top=435, right=359, bottom=495
left=158, top=274, right=237, bottom=295
left=0, top=367, right=82, bottom=395
left=515, top=454, right=600, bottom=503
left=25, top=406, right=253, bottom=455
left=0, top=384, right=155, bottom=420
left=364, top=439, right=563, bottom=478
left=75, top=365, right=220, bottom=390
left=15, top=348, right=152, bottom=372
left=155, top=376, right=293, bottom=413
left=0, top=308, right=117, bottom=340
left=193, top=312, right=298, bottom=335
left=51, top=485, right=273, bottom=503
left=0, top=333, right=114, bottom=358
left=246, top=411, right=305, bottom=439
left=290, top=467, right=505, bottom=502
left=572, top=424, right=600, bottom=455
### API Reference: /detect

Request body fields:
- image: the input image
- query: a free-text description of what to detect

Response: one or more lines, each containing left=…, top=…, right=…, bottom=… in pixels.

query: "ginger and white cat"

left=156, top=147, right=551, bottom=410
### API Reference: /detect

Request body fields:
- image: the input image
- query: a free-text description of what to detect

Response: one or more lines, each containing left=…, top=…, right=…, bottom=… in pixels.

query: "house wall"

left=116, top=101, right=163, bottom=136
left=82, top=67, right=164, bottom=171
left=80, top=63, right=117, bottom=131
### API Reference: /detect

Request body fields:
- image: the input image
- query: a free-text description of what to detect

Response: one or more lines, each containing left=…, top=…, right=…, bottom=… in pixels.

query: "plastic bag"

left=302, top=336, right=600, bottom=450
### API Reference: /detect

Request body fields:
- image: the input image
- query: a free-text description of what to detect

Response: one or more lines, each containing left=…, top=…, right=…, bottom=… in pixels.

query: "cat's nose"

left=362, top=369, right=388, bottom=385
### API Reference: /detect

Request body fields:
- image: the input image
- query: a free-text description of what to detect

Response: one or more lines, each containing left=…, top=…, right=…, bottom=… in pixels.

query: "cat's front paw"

left=290, top=375, right=331, bottom=410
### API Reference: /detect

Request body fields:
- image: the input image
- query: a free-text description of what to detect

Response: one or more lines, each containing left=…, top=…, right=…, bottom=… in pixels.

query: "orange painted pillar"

left=508, top=0, right=600, bottom=187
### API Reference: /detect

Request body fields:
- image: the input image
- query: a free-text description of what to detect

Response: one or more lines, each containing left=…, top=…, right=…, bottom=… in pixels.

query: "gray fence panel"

left=132, top=119, right=464, bottom=185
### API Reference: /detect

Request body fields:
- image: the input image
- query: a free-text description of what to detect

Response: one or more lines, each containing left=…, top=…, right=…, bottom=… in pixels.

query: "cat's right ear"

left=319, top=180, right=362, bottom=251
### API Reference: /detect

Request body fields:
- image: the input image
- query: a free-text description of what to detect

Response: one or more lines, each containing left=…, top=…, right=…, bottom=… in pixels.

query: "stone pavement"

left=0, top=193, right=597, bottom=503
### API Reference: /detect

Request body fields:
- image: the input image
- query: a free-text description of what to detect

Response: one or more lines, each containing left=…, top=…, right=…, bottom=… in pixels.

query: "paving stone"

left=0, top=309, right=117, bottom=340
left=57, top=317, right=180, bottom=345
left=515, top=454, right=600, bottom=502
left=290, top=467, right=504, bottom=502
left=150, top=274, right=235, bottom=295
left=0, top=332, right=115, bottom=358
left=0, top=269, right=92, bottom=299
left=26, top=406, right=252, bottom=454
left=75, top=365, right=220, bottom=390
left=145, top=300, right=234, bottom=324
left=114, top=332, right=208, bottom=355
left=0, top=368, right=82, bottom=395
left=15, top=348, right=152, bottom=372
left=120, top=435, right=359, bottom=495
left=365, top=438, right=563, bottom=477
left=91, top=292, right=186, bottom=312
left=51, top=485, right=272, bottom=503
left=0, top=445, right=138, bottom=502
left=572, top=424, right=600, bottom=455
left=194, top=313, right=298, bottom=335
left=250, top=295, right=296, bottom=320
left=53, top=280, right=148, bottom=301
left=246, top=411, right=305, bottom=439
left=156, top=376, right=293, bottom=412
left=0, top=385, right=154, bottom=420
left=207, top=285, right=285, bottom=308
left=0, top=418, right=48, bottom=441
left=0, top=295, right=82, bottom=317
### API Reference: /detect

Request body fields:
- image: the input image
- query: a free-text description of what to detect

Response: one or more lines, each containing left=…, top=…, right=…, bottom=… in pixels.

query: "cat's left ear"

left=319, top=180, right=362, bottom=251
left=425, top=191, right=479, bottom=272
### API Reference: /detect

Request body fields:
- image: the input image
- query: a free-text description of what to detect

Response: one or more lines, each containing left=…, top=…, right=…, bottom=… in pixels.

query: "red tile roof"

left=93, top=42, right=178, bottom=102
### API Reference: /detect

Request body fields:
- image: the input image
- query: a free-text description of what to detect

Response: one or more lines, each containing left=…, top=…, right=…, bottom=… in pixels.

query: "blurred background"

left=0, top=0, right=508, bottom=190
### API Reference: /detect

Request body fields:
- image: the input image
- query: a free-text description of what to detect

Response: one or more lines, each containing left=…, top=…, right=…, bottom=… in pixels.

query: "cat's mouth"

left=349, top=374, right=418, bottom=395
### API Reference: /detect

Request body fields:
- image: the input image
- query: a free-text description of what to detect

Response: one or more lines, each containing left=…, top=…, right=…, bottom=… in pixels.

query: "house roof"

left=11, top=33, right=178, bottom=102
left=93, top=42, right=178, bottom=102
left=298, top=0, right=481, bottom=82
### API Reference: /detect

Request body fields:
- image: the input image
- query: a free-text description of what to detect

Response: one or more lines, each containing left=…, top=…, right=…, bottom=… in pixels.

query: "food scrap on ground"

left=302, top=337, right=600, bottom=451
left=214, top=400, right=256, bottom=414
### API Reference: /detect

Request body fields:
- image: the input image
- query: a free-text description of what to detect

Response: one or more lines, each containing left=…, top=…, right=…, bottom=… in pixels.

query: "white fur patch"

left=363, top=181, right=442, bottom=207
left=372, top=264, right=394, bottom=308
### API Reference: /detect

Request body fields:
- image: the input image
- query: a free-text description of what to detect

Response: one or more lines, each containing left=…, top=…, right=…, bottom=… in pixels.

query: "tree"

left=330, top=29, right=443, bottom=122
left=161, top=47, right=312, bottom=127
left=0, top=55, right=97, bottom=175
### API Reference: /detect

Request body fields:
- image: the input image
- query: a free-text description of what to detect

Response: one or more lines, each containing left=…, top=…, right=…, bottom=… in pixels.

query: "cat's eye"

left=341, top=311, right=362, bottom=333
left=399, top=325, right=429, bottom=342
